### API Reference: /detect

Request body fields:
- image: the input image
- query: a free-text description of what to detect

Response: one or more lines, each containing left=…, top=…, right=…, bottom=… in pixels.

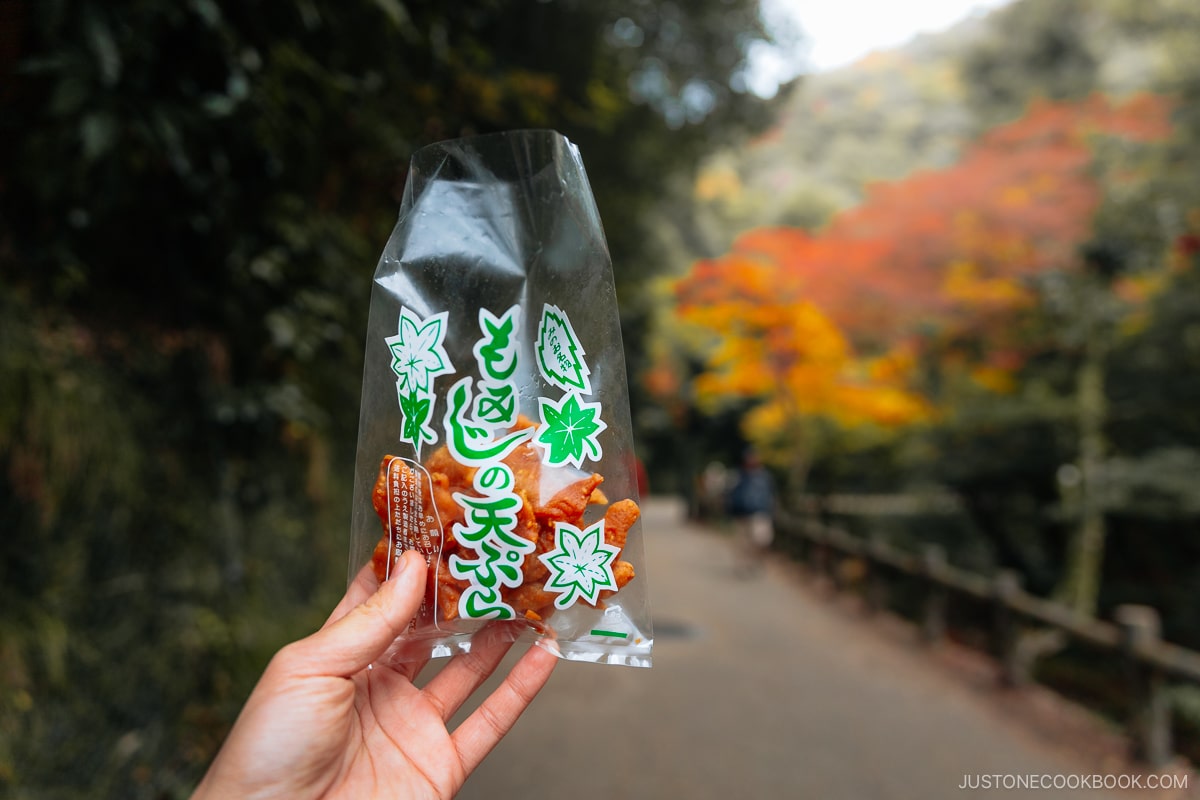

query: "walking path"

left=453, top=497, right=1195, bottom=799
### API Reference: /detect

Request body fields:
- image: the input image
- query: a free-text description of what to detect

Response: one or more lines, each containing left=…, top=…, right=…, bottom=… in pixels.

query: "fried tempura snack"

left=370, top=437, right=638, bottom=626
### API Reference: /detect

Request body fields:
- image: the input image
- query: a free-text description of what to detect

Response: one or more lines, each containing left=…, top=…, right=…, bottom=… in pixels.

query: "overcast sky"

left=747, top=0, right=1013, bottom=95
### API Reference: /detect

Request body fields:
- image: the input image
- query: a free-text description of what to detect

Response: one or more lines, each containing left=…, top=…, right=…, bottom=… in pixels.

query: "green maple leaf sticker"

left=536, top=305, right=591, bottom=393
left=536, top=391, right=607, bottom=468
left=539, top=519, right=620, bottom=609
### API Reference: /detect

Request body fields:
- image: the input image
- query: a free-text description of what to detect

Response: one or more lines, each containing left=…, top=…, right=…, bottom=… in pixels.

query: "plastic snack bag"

left=347, top=130, right=652, bottom=668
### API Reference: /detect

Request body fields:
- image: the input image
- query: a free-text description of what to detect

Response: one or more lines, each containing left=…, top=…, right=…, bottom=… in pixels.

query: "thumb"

left=280, top=549, right=428, bottom=678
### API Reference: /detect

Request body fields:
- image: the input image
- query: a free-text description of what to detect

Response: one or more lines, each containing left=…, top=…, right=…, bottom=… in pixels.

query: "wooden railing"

left=776, top=511, right=1200, bottom=767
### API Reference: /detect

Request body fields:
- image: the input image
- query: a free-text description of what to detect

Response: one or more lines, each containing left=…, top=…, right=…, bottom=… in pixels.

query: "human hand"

left=191, top=550, right=558, bottom=800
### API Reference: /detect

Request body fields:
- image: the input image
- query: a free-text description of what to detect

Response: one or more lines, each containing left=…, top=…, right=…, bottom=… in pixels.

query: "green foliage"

left=0, top=1, right=781, bottom=796
left=961, top=0, right=1101, bottom=124
left=683, top=20, right=985, bottom=261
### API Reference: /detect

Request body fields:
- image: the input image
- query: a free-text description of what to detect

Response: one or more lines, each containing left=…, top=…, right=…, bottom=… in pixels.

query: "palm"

left=193, top=552, right=556, bottom=800
left=367, top=670, right=465, bottom=789
left=332, top=657, right=494, bottom=798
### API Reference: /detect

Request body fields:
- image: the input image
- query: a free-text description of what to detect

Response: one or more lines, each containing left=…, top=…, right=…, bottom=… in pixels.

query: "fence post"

left=991, top=570, right=1027, bottom=686
left=809, top=527, right=829, bottom=584
left=830, top=534, right=849, bottom=592
left=792, top=518, right=814, bottom=562
left=865, top=532, right=888, bottom=614
left=1115, top=604, right=1172, bottom=766
left=921, top=544, right=948, bottom=645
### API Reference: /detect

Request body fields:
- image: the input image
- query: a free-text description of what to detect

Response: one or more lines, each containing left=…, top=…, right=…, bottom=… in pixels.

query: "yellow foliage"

left=742, top=400, right=792, bottom=446
left=1114, top=270, right=1170, bottom=337
left=941, top=260, right=1033, bottom=310
left=867, top=344, right=919, bottom=383
left=1000, top=184, right=1032, bottom=207
left=1114, top=271, right=1168, bottom=305
left=970, top=365, right=1017, bottom=394
left=586, top=79, right=623, bottom=131
left=668, top=246, right=933, bottom=462
left=833, top=384, right=932, bottom=427
left=694, top=165, right=742, bottom=202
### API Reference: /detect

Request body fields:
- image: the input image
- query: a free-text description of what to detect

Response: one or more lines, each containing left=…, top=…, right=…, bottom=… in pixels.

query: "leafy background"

left=5, top=0, right=1200, bottom=795
left=0, top=1, right=774, bottom=795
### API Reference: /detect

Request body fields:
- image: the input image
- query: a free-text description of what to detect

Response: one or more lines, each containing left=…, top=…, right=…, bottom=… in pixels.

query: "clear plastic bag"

left=348, top=130, right=652, bottom=667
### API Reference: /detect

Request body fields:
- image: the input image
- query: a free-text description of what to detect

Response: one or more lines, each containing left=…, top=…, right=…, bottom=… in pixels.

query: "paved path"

left=451, top=498, right=1190, bottom=799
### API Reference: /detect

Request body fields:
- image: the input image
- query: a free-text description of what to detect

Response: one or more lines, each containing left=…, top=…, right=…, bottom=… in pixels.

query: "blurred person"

left=191, top=549, right=557, bottom=800
left=727, top=449, right=776, bottom=575
left=699, top=460, right=731, bottom=521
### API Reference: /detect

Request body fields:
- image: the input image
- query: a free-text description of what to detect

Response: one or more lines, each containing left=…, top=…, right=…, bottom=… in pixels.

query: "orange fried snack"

left=370, top=438, right=638, bottom=626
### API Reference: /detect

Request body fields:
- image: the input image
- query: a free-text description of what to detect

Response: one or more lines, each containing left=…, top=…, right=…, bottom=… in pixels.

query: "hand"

left=192, top=550, right=558, bottom=800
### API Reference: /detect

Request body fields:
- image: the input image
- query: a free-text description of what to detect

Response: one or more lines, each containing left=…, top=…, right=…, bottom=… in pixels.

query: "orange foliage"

left=671, top=247, right=929, bottom=435
left=660, top=93, right=1173, bottom=441
left=730, top=93, right=1171, bottom=343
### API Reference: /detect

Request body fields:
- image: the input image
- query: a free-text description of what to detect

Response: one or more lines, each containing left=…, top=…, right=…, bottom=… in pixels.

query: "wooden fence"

left=776, top=512, right=1200, bottom=767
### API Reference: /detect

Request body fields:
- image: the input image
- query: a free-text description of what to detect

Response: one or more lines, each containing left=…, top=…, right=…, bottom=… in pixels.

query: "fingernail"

left=387, top=551, right=410, bottom=581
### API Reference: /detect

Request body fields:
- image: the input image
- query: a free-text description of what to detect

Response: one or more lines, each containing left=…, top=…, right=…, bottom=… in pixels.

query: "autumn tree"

left=653, top=93, right=1171, bottom=540
left=657, top=243, right=930, bottom=493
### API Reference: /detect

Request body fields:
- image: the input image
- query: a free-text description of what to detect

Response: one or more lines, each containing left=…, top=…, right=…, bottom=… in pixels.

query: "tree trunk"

left=1057, top=290, right=1107, bottom=616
